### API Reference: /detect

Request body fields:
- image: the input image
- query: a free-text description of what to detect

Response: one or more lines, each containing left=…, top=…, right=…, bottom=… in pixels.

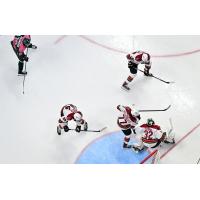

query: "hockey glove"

left=24, top=55, right=29, bottom=62
left=32, top=45, right=37, bottom=49
left=64, top=125, right=69, bottom=132
left=75, top=125, right=81, bottom=132
left=144, top=69, right=150, bottom=76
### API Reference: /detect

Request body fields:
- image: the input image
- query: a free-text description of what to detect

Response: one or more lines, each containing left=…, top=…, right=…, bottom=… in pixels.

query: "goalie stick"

left=168, top=118, right=173, bottom=135
left=138, top=69, right=175, bottom=84
left=165, top=118, right=175, bottom=144
left=139, top=105, right=171, bottom=112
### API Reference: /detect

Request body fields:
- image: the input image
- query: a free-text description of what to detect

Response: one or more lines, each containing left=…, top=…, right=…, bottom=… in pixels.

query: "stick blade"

left=99, top=126, right=107, bottom=132
left=164, top=105, right=171, bottom=111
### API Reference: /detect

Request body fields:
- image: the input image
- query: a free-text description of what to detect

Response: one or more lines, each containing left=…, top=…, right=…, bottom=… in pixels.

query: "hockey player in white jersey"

left=57, top=104, right=88, bottom=135
left=122, top=51, right=152, bottom=90
left=132, top=118, right=175, bottom=153
left=117, top=105, right=141, bottom=148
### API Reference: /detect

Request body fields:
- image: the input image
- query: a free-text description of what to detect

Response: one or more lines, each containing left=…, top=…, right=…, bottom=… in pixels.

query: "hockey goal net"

left=140, top=149, right=160, bottom=164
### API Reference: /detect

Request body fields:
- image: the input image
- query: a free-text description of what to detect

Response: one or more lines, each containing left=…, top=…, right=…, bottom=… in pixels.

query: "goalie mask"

left=147, top=118, right=155, bottom=126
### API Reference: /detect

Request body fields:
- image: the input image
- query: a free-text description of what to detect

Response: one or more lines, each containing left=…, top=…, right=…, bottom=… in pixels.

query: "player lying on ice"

left=122, top=51, right=152, bottom=91
left=11, top=35, right=37, bottom=75
left=57, top=104, right=88, bottom=135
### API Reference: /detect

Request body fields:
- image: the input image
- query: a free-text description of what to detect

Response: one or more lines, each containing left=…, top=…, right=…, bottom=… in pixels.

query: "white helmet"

left=142, top=53, right=149, bottom=63
left=71, top=106, right=77, bottom=113
left=74, top=112, right=82, bottom=121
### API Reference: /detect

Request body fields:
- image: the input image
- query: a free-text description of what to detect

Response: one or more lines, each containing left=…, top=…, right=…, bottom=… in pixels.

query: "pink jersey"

left=12, top=35, right=31, bottom=54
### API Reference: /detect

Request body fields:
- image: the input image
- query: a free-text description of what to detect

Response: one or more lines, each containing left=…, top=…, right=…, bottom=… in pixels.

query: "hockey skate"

left=57, top=126, right=61, bottom=135
left=123, top=143, right=133, bottom=149
left=132, top=146, right=145, bottom=153
left=121, top=82, right=130, bottom=91
left=18, top=71, right=27, bottom=76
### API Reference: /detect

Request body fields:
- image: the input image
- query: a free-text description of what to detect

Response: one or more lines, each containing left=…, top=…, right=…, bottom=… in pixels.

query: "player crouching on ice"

left=122, top=51, right=152, bottom=91
left=132, top=118, right=175, bottom=153
left=11, top=35, right=37, bottom=75
left=57, top=104, right=88, bottom=135
left=117, top=105, right=141, bottom=148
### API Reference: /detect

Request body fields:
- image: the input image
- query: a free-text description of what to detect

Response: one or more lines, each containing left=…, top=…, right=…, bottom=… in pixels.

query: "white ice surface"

left=0, top=35, right=200, bottom=163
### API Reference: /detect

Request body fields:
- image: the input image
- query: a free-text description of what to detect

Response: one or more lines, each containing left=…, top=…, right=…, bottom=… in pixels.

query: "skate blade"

left=121, top=86, right=130, bottom=91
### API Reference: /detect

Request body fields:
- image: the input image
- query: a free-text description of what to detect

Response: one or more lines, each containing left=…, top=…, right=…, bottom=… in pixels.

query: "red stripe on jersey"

left=142, top=138, right=159, bottom=144
left=140, top=124, right=161, bottom=130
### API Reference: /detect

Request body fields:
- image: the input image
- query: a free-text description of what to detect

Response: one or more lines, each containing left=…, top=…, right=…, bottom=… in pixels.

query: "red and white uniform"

left=60, top=104, right=77, bottom=117
left=138, top=124, right=165, bottom=148
left=126, top=51, right=151, bottom=67
left=58, top=111, right=87, bottom=129
left=117, top=105, right=140, bottom=130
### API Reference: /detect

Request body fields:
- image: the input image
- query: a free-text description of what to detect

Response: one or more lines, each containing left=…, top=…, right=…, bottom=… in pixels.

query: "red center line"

left=54, top=35, right=200, bottom=58
left=160, top=122, right=200, bottom=160
left=54, top=35, right=66, bottom=44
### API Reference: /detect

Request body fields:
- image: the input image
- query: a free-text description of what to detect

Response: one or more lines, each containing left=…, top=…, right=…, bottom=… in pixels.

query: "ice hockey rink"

left=0, top=35, right=200, bottom=164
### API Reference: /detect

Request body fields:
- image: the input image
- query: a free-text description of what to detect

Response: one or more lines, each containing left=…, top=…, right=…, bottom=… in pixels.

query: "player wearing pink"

left=132, top=118, right=175, bottom=152
left=122, top=51, right=152, bottom=90
left=117, top=105, right=141, bottom=148
left=57, top=104, right=88, bottom=134
left=11, top=35, right=37, bottom=75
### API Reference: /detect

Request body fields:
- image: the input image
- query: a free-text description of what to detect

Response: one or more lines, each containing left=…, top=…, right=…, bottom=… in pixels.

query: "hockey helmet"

left=74, top=112, right=82, bottom=121
left=23, top=38, right=31, bottom=47
left=147, top=118, right=155, bottom=126
left=142, top=53, right=150, bottom=63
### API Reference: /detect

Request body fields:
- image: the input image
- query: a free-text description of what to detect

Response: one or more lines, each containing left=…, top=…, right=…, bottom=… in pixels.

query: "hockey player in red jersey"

left=122, top=51, right=152, bottom=90
left=57, top=104, right=88, bottom=135
left=132, top=118, right=175, bottom=152
left=117, top=105, right=141, bottom=148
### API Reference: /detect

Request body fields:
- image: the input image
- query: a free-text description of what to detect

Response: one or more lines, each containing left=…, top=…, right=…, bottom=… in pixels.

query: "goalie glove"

left=164, top=130, right=175, bottom=144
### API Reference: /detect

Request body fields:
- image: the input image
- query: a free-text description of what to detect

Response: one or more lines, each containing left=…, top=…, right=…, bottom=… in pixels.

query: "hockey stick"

left=138, top=69, right=175, bottom=84
left=139, top=105, right=171, bottom=112
left=168, top=118, right=174, bottom=134
left=68, top=126, right=107, bottom=133
left=22, top=48, right=28, bottom=94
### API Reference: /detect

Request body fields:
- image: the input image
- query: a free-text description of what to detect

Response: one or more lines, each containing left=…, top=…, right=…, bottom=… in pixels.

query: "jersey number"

left=143, top=129, right=153, bottom=140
